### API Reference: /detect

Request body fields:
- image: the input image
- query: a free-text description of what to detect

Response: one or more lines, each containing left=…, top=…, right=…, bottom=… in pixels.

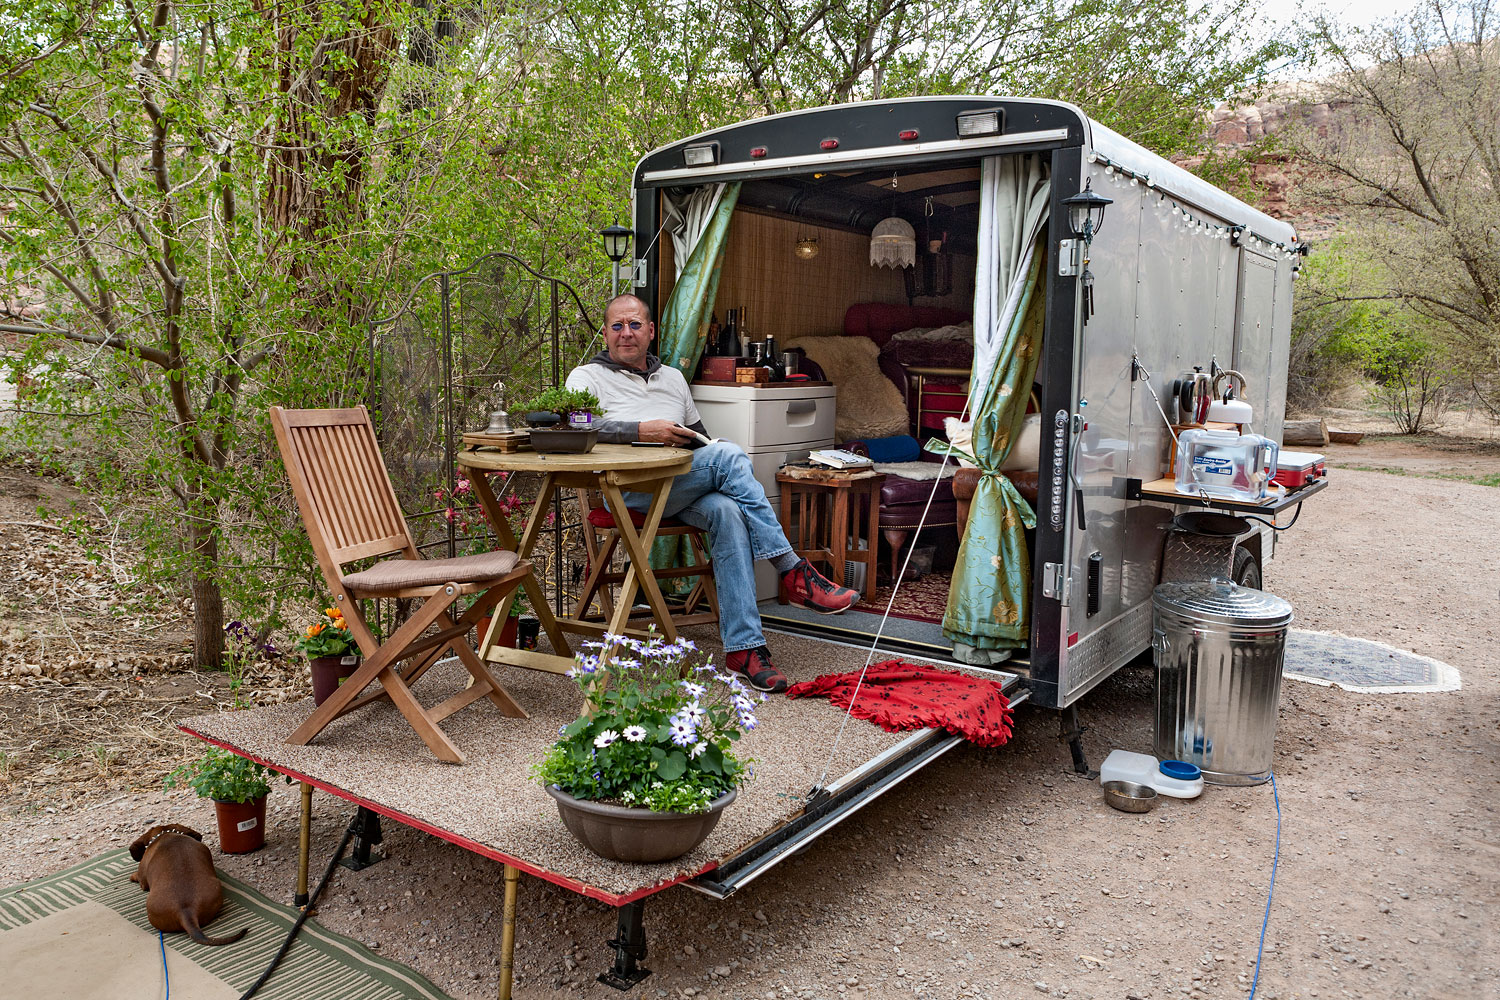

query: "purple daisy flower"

left=668, top=716, right=696, bottom=747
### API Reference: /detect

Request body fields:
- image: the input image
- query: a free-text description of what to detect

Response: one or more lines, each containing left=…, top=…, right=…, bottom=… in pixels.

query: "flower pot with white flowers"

left=533, top=635, right=757, bottom=863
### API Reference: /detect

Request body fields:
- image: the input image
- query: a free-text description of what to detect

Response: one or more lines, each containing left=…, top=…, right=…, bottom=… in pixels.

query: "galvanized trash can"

left=1151, top=579, right=1293, bottom=785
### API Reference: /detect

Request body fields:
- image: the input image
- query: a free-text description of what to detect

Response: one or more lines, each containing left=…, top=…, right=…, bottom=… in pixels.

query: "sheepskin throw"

left=872, top=461, right=957, bottom=481
left=788, top=336, right=910, bottom=441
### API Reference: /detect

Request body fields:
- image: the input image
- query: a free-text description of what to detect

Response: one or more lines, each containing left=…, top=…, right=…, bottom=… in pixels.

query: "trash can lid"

left=1152, top=578, right=1293, bottom=628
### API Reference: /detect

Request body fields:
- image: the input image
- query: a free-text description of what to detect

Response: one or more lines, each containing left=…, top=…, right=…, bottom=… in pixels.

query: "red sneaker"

left=727, top=646, right=787, bottom=693
left=780, top=559, right=859, bottom=614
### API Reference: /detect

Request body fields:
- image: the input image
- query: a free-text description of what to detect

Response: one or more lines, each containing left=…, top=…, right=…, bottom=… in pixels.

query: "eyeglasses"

left=609, top=320, right=646, bottom=332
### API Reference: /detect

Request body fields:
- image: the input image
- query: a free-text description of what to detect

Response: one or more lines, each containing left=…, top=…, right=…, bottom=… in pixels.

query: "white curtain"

left=970, top=156, right=1050, bottom=403
left=663, top=184, right=728, bottom=280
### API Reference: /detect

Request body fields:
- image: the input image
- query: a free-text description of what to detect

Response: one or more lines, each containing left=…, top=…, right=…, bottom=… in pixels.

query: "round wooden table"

left=458, top=443, right=694, bottom=674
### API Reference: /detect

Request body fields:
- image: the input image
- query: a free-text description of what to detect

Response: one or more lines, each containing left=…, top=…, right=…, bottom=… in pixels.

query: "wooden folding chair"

left=270, top=405, right=535, bottom=764
left=572, top=489, right=718, bottom=636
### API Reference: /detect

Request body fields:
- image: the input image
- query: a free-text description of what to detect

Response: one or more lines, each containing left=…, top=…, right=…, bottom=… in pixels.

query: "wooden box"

left=700, top=356, right=741, bottom=380
left=734, top=367, right=770, bottom=384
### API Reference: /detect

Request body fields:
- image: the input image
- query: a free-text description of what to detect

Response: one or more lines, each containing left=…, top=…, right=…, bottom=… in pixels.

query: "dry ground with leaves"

left=0, top=436, right=1495, bottom=1000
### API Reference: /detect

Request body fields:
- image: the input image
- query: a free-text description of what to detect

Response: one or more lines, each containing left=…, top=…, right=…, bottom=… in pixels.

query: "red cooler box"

left=1272, top=450, right=1326, bottom=489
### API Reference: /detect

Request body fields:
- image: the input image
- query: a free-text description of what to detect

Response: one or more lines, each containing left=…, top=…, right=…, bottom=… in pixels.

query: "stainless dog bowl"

left=1102, top=780, right=1159, bottom=813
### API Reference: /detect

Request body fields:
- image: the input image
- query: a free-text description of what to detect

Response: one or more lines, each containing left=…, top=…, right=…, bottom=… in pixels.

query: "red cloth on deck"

left=786, top=660, right=1014, bottom=748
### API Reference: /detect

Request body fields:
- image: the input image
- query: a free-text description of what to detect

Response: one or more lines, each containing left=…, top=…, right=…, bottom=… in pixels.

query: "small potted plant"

left=165, top=747, right=274, bottom=854
left=532, top=634, right=756, bottom=863
left=516, top=387, right=605, bottom=452
left=296, top=607, right=361, bottom=706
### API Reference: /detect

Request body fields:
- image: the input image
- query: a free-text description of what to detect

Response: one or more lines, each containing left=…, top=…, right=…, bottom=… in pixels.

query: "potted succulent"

left=532, top=634, right=756, bottom=862
left=295, top=607, right=360, bottom=706
left=516, top=387, right=605, bottom=452
left=165, top=747, right=274, bottom=854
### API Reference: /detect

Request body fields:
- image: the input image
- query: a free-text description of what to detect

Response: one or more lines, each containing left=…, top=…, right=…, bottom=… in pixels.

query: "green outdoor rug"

left=0, top=848, right=454, bottom=1000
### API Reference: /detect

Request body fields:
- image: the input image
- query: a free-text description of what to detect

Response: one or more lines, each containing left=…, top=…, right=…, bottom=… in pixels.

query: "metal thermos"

left=1177, top=368, right=1213, bottom=424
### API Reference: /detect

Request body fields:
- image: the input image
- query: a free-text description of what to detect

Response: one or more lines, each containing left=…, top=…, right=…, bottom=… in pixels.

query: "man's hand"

left=638, top=419, right=696, bottom=444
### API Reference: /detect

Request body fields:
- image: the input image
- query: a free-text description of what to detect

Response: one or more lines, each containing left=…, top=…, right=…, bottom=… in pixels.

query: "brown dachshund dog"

left=129, top=823, right=248, bottom=946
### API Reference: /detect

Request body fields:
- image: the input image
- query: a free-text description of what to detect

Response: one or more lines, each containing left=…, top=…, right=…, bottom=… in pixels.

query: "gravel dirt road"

left=1, top=449, right=1495, bottom=1000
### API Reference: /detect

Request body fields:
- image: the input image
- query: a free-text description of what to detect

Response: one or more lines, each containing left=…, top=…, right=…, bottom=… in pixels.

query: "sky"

left=1237, top=0, right=1429, bottom=79
left=1254, top=0, right=1421, bottom=26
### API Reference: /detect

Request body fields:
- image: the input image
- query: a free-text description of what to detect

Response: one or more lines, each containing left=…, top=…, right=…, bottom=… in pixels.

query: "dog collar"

left=139, top=828, right=182, bottom=852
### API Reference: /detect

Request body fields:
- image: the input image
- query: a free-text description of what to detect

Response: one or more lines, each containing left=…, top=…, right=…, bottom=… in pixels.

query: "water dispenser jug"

left=1174, top=428, right=1278, bottom=502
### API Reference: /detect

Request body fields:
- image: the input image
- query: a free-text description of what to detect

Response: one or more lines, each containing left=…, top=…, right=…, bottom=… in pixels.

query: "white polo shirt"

left=565, top=354, right=702, bottom=441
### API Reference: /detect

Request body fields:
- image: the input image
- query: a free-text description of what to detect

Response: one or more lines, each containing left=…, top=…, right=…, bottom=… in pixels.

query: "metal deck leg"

left=597, top=898, right=651, bottom=990
left=1059, top=706, right=1095, bottom=777
left=497, top=865, right=520, bottom=1000
left=294, top=782, right=313, bottom=906
left=339, top=806, right=385, bottom=871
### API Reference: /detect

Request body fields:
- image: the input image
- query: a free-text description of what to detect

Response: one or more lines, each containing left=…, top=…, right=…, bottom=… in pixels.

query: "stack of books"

left=807, top=448, right=874, bottom=470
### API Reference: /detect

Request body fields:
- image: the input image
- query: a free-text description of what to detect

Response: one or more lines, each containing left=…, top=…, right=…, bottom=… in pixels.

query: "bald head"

left=604, top=294, right=653, bottom=322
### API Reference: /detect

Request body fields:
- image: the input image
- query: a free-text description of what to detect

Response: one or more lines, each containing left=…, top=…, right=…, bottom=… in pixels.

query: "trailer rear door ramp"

left=689, top=674, right=1030, bottom=899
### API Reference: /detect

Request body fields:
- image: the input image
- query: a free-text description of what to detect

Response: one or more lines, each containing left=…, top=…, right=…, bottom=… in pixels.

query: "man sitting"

left=566, top=294, right=857, bottom=692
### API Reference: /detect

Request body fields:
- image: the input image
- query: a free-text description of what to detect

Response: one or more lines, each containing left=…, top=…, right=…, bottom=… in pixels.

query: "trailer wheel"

left=1232, top=546, right=1262, bottom=590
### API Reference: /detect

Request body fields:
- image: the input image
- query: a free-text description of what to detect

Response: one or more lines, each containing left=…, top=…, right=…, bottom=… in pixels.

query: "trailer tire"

left=1232, top=546, right=1262, bottom=590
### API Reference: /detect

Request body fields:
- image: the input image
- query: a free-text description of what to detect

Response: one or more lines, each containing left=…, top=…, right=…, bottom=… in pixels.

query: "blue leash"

left=159, top=929, right=171, bottom=1000
left=1248, top=773, right=1282, bottom=1000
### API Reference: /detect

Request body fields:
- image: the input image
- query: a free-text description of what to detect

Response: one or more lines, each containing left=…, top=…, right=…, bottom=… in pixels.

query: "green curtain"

left=940, top=248, right=1047, bottom=649
left=650, top=183, right=741, bottom=585
left=657, top=183, right=741, bottom=375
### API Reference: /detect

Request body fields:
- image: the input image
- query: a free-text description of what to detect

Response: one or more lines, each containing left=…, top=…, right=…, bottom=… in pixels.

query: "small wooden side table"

left=776, top=469, right=886, bottom=601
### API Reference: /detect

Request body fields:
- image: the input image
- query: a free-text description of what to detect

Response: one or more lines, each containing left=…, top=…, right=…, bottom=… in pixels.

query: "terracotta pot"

left=309, top=654, right=360, bottom=706
left=214, top=795, right=267, bottom=854
left=545, top=785, right=736, bottom=863
left=476, top=615, right=519, bottom=648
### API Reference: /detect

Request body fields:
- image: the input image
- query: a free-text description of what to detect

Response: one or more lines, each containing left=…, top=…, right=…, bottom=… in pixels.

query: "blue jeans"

left=624, top=441, right=792, bottom=653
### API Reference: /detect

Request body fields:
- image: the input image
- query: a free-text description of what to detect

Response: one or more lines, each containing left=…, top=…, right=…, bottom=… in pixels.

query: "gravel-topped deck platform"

left=180, top=630, right=924, bottom=906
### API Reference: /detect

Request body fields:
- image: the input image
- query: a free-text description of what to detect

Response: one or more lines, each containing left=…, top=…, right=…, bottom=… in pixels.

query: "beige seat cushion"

left=342, top=550, right=521, bottom=593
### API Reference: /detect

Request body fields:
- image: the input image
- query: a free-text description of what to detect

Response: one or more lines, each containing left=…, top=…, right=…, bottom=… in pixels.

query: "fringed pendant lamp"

left=869, top=217, right=916, bottom=269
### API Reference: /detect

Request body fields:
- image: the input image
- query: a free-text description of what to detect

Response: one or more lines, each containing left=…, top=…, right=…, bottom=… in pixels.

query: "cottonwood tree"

left=0, top=1, right=477, bottom=666
left=0, top=0, right=1298, bottom=667
left=718, top=0, right=1288, bottom=155
left=1288, top=0, right=1500, bottom=415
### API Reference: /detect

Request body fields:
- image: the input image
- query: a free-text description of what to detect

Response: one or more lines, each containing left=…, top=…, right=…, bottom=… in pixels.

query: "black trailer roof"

left=634, top=97, right=1086, bottom=187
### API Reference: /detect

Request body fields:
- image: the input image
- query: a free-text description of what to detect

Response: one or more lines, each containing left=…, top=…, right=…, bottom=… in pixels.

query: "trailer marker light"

left=898, top=129, right=919, bottom=141
left=1068, top=632, right=1080, bottom=648
left=956, top=110, right=1002, bottom=137
left=683, top=142, right=719, bottom=167
left=749, top=146, right=768, bottom=158
left=820, top=137, right=839, bottom=150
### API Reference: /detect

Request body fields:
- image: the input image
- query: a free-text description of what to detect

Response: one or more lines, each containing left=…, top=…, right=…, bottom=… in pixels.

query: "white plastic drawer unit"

left=691, top=383, right=837, bottom=452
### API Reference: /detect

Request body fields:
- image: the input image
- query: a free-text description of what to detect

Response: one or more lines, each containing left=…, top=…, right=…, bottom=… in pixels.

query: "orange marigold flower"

left=307, top=623, right=325, bottom=637
left=324, top=607, right=339, bottom=618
